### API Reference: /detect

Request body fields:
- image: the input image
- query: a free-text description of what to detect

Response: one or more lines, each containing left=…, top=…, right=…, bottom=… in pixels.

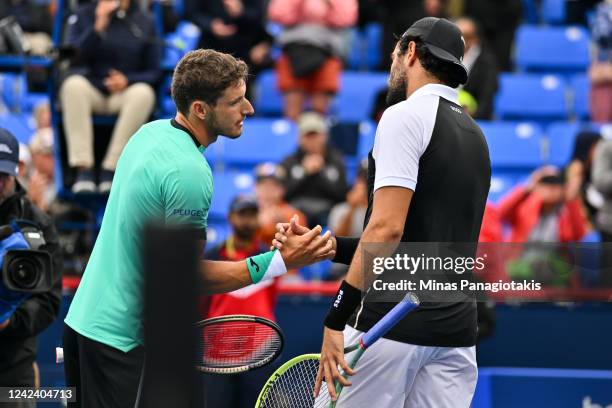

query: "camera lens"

left=7, top=257, right=40, bottom=290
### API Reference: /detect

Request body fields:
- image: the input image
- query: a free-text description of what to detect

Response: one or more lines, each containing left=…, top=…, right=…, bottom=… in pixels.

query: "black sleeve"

left=0, top=206, right=63, bottom=340
left=332, top=236, right=360, bottom=265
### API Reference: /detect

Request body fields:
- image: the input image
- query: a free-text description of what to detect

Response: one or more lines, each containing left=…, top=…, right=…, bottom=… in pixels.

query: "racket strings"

left=259, top=358, right=332, bottom=408
left=197, top=321, right=282, bottom=369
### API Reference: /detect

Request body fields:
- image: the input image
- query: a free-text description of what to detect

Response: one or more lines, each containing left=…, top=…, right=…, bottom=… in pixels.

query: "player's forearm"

left=345, top=221, right=403, bottom=290
left=199, top=260, right=252, bottom=294
left=200, top=250, right=287, bottom=294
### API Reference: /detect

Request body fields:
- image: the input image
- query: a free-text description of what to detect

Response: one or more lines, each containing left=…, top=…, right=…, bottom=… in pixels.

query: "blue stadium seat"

left=205, top=220, right=231, bottom=250
left=478, top=121, right=543, bottom=169
left=162, top=96, right=175, bottom=116
left=545, top=122, right=580, bottom=166
left=162, top=33, right=184, bottom=68
left=254, top=70, right=283, bottom=117
left=221, top=118, right=297, bottom=169
left=346, top=28, right=363, bottom=70
left=571, top=74, right=590, bottom=120
left=489, top=172, right=520, bottom=203
left=515, top=25, right=590, bottom=72
left=365, top=24, right=382, bottom=70
left=356, top=120, right=376, bottom=159
left=162, top=21, right=201, bottom=69
left=0, top=73, right=26, bottom=111
left=22, top=92, right=49, bottom=112
left=208, top=171, right=255, bottom=220
left=541, top=0, right=566, bottom=24
left=521, top=0, right=539, bottom=24
left=0, top=113, right=33, bottom=143
left=346, top=24, right=382, bottom=71
left=494, top=74, right=568, bottom=121
left=335, top=72, right=387, bottom=122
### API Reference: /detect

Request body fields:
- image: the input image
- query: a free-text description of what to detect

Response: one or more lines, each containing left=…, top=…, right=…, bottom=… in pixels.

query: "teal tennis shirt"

left=65, top=119, right=213, bottom=352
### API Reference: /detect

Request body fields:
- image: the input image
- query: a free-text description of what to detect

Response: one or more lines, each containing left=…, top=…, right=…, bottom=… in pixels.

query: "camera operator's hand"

left=0, top=318, right=9, bottom=331
left=95, top=0, right=120, bottom=33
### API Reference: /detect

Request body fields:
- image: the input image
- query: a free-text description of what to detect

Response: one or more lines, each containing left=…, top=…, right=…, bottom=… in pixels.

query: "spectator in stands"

left=0, top=0, right=55, bottom=55
left=464, top=0, right=522, bottom=72
left=479, top=202, right=503, bottom=243
left=326, top=158, right=367, bottom=279
left=186, top=0, right=273, bottom=100
left=28, top=127, right=56, bottom=212
left=328, top=158, right=368, bottom=238
left=379, top=0, right=448, bottom=70
left=456, top=17, right=498, bottom=120
left=17, top=143, right=31, bottom=186
left=280, top=112, right=348, bottom=225
left=589, top=0, right=612, bottom=122
left=498, top=166, right=588, bottom=243
left=570, top=130, right=603, bottom=225
left=268, top=0, right=358, bottom=119
left=0, top=127, right=63, bottom=403
left=254, top=162, right=307, bottom=246
left=591, top=135, right=612, bottom=285
left=202, top=194, right=277, bottom=408
left=499, top=166, right=588, bottom=287
left=60, top=0, right=160, bottom=194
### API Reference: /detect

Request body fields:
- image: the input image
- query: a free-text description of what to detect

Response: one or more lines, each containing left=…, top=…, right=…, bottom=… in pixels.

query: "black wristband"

left=332, top=236, right=360, bottom=265
left=324, top=280, right=362, bottom=331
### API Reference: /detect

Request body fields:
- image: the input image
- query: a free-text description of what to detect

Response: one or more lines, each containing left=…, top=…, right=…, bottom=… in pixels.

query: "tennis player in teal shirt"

left=63, top=49, right=335, bottom=408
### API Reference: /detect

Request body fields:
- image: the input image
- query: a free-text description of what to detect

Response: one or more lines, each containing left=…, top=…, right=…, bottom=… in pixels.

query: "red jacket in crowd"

left=497, top=186, right=589, bottom=243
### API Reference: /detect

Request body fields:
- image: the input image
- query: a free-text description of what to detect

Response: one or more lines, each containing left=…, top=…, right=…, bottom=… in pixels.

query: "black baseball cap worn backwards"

left=401, top=17, right=469, bottom=85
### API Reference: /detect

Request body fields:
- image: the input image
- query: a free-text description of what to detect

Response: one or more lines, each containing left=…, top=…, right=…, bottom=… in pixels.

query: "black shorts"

left=63, top=325, right=144, bottom=408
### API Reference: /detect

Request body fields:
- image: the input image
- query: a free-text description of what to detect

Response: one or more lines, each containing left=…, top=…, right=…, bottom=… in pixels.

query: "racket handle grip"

left=361, top=293, right=420, bottom=349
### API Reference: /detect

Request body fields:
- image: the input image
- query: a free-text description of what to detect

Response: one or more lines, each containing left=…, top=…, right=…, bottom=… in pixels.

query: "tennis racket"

left=255, top=293, right=420, bottom=408
left=195, top=314, right=284, bottom=374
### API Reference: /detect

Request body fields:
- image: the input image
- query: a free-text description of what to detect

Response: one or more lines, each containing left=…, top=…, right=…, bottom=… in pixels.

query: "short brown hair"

left=171, top=49, right=249, bottom=115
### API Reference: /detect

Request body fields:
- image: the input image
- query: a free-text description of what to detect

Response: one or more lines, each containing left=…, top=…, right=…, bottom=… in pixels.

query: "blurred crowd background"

left=1, top=0, right=610, bottom=286
left=1, top=1, right=612, bottom=405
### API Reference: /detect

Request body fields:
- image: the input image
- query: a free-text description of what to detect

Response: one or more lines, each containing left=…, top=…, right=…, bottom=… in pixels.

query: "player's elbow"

left=366, top=219, right=404, bottom=242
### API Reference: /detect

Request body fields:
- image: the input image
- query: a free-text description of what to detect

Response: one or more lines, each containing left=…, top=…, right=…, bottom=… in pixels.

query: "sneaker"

left=98, top=169, right=114, bottom=194
left=72, top=169, right=96, bottom=194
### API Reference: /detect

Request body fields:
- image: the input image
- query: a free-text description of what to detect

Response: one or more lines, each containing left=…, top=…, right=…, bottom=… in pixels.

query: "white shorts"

left=335, top=326, right=478, bottom=408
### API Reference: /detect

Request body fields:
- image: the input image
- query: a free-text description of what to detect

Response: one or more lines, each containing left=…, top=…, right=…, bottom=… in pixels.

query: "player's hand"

left=272, top=216, right=337, bottom=255
left=278, top=216, right=335, bottom=268
left=313, top=327, right=354, bottom=401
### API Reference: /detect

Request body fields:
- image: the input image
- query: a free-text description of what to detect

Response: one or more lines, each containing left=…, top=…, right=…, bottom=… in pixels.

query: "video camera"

left=0, top=221, right=53, bottom=323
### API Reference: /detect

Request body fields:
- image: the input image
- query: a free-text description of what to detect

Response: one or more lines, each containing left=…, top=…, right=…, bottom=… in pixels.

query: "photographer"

left=0, top=128, right=63, bottom=401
